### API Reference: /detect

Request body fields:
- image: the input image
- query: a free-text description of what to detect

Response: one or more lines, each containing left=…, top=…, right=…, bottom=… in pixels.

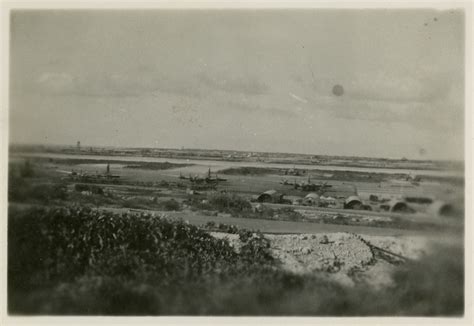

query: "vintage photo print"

left=1, top=1, right=472, bottom=324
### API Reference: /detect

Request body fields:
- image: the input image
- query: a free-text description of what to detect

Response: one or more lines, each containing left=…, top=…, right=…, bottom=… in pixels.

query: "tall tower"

left=76, top=141, right=81, bottom=151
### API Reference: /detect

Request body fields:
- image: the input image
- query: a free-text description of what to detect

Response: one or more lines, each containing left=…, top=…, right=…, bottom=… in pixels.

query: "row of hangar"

left=253, top=190, right=458, bottom=218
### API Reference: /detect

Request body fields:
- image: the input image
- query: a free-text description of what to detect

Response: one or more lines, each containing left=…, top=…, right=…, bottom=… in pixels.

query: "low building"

left=386, top=200, right=415, bottom=214
left=257, top=190, right=284, bottom=203
left=344, top=196, right=363, bottom=209
left=303, top=193, right=320, bottom=206
left=428, top=201, right=456, bottom=217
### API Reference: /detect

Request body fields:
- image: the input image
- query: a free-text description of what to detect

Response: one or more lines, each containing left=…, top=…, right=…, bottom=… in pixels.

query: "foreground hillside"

left=8, top=206, right=463, bottom=316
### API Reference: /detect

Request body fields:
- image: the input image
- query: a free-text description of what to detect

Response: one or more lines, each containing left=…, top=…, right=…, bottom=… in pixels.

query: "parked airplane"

left=179, top=168, right=227, bottom=184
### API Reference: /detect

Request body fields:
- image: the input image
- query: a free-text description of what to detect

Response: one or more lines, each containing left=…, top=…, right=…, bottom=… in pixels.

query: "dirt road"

left=106, top=207, right=457, bottom=237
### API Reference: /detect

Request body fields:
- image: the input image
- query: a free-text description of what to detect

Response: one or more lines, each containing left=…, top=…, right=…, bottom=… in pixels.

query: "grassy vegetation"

left=8, top=206, right=463, bottom=316
left=74, top=183, right=104, bottom=194
left=9, top=181, right=68, bottom=203
left=9, top=162, right=68, bottom=204
left=317, top=214, right=446, bottom=231
left=122, top=197, right=181, bottom=211
left=8, top=206, right=272, bottom=315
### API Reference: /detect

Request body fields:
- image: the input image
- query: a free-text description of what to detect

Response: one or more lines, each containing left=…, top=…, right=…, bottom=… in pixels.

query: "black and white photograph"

left=2, top=1, right=471, bottom=321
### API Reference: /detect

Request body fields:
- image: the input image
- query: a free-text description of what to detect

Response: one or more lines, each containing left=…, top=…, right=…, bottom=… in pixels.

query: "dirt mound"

left=266, top=233, right=373, bottom=275
left=210, top=231, right=431, bottom=288
left=209, top=232, right=242, bottom=252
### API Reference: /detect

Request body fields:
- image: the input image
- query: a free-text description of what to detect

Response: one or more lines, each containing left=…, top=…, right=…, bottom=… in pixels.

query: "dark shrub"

left=9, top=181, right=67, bottom=203
left=162, top=199, right=180, bottom=211
left=20, top=160, right=35, bottom=178
left=208, top=193, right=252, bottom=213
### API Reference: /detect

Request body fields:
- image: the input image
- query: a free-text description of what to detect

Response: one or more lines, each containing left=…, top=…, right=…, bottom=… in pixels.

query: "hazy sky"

left=10, top=9, right=464, bottom=160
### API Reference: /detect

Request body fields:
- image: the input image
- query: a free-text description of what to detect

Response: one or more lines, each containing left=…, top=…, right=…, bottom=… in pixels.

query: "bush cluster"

left=8, top=206, right=272, bottom=314
left=9, top=179, right=68, bottom=203
left=74, top=184, right=104, bottom=194
left=122, top=197, right=181, bottom=211
left=208, top=193, right=252, bottom=212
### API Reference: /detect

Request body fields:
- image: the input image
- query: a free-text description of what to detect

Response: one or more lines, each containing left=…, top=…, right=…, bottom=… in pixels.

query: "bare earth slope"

left=211, top=231, right=433, bottom=288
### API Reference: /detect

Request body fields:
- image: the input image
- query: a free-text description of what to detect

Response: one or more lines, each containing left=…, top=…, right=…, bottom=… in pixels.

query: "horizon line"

left=8, top=142, right=464, bottom=163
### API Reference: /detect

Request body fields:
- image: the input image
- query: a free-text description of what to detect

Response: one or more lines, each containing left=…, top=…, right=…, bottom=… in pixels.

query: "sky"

left=9, top=9, right=465, bottom=160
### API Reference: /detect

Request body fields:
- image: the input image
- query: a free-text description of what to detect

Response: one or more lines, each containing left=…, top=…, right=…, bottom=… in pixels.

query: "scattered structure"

left=303, top=193, right=320, bottom=206
left=59, top=163, right=120, bottom=183
left=179, top=168, right=227, bottom=184
left=285, top=195, right=303, bottom=205
left=369, top=194, right=379, bottom=202
left=428, top=201, right=456, bottom=217
left=257, top=190, right=284, bottom=203
left=281, top=176, right=332, bottom=192
left=386, top=200, right=415, bottom=214
left=344, top=196, right=363, bottom=210
left=319, top=195, right=337, bottom=206
left=284, top=167, right=305, bottom=176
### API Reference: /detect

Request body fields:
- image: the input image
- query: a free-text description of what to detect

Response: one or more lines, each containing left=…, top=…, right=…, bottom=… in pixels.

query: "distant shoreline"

left=10, top=151, right=464, bottom=179
left=9, top=143, right=464, bottom=164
